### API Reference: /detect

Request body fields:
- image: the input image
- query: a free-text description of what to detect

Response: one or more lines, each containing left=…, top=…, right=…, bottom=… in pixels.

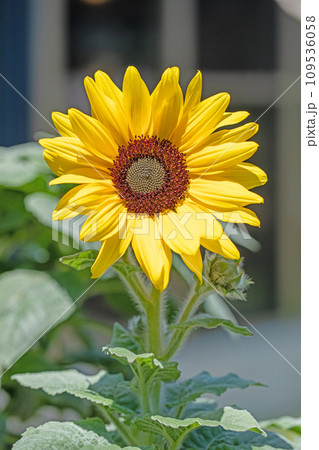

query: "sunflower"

left=40, top=67, right=267, bottom=291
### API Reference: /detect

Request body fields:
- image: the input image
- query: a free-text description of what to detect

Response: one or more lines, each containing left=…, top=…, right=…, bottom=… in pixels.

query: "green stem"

left=145, top=286, right=162, bottom=355
left=136, top=363, right=150, bottom=414
left=161, top=286, right=210, bottom=360
left=96, top=406, right=135, bottom=445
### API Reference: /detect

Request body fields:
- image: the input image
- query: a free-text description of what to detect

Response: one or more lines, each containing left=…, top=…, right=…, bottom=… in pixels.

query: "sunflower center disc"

left=126, top=157, right=165, bottom=193
left=110, top=136, right=189, bottom=215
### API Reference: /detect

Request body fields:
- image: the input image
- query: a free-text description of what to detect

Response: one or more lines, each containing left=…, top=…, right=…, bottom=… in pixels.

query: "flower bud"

left=205, top=253, right=253, bottom=301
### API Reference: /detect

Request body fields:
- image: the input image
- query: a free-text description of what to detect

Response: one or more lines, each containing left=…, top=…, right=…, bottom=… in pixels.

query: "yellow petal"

left=183, top=71, right=202, bottom=116
left=213, top=208, right=261, bottom=227
left=49, top=168, right=111, bottom=185
left=179, top=93, right=230, bottom=150
left=94, top=70, right=124, bottom=107
left=175, top=201, right=224, bottom=240
left=186, top=142, right=259, bottom=174
left=84, top=76, right=130, bottom=145
left=158, top=210, right=200, bottom=255
left=170, top=71, right=202, bottom=146
left=122, top=66, right=151, bottom=137
left=80, top=201, right=125, bottom=242
left=217, top=111, right=250, bottom=128
left=68, top=108, right=117, bottom=161
left=91, top=233, right=132, bottom=278
left=53, top=184, right=115, bottom=220
left=201, top=234, right=240, bottom=260
left=52, top=112, right=77, bottom=137
left=188, top=179, right=264, bottom=210
left=131, top=217, right=172, bottom=291
left=151, top=68, right=183, bottom=139
left=208, top=123, right=259, bottom=146
left=213, top=163, right=268, bottom=189
left=41, top=137, right=109, bottom=177
left=180, top=249, right=203, bottom=282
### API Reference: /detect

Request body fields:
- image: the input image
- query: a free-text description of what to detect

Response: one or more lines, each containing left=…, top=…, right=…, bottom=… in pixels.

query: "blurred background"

left=0, top=0, right=300, bottom=445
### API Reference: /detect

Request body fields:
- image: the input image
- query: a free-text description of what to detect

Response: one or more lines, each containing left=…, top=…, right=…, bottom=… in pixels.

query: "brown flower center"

left=126, top=157, right=165, bottom=193
left=110, top=136, right=189, bottom=216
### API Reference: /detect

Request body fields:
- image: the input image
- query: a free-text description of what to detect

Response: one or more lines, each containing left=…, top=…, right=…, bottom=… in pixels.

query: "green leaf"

left=12, top=419, right=111, bottom=449
left=168, top=314, right=253, bottom=336
left=0, top=143, right=48, bottom=187
left=81, top=446, right=143, bottom=450
left=181, top=426, right=293, bottom=450
left=179, top=398, right=218, bottom=419
left=260, top=417, right=300, bottom=435
left=134, top=407, right=265, bottom=447
left=12, top=369, right=138, bottom=416
left=165, top=372, right=265, bottom=408
left=0, top=269, right=74, bottom=371
left=103, top=347, right=180, bottom=384
left=111, top=322, right=144, bottom=354
left=60, top=250, right=99, bottom=271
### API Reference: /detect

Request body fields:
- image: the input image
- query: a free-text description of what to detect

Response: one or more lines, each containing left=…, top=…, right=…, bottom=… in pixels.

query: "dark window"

left=68, top=0, right=160, bottom=69
left=199, top=0, right=277, bottom=71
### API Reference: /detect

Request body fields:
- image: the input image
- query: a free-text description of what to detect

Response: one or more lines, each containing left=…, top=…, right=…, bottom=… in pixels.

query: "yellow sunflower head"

left=40, top=66, right=267, bottom=291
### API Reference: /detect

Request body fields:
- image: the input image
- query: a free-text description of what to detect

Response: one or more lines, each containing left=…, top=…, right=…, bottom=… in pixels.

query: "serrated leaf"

left=111, top=322, right=143, bottom=353
left=12, top=419, right=111, bottom=449
left=165, top=372, right=265, bottom=408
left=103, top=347, right=180, bottom=384
left=134, top=407, right=265, bottom=447
left=181, top=426, right=293, bottom=450
left=0, top=143, right=48, bottom=187
left=60, top=250, right=99, bottom=271
left=12, top=369, right=138, bottom=416
left=0, top=269, right=74, bottom=370
left=168, top=314, right=253, bottom=336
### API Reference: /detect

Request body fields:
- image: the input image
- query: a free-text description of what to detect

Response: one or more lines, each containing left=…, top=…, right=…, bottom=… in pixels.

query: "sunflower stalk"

left=161, top=282, right=211, bottom=360
left=11, top=66, right=281, bottom=450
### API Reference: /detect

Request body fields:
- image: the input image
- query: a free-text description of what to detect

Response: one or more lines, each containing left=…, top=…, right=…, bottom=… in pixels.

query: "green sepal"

left=113, top=262, right=143, bottom=278
left=59, top=250, right=99, bottom=271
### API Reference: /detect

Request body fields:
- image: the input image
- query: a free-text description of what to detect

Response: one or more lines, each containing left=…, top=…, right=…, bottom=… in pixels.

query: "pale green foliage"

left=0, top=269, right=74, bottom=370
left=12, top=369, right=138, bottom=416
left=0, top=143, right=48, bottom=187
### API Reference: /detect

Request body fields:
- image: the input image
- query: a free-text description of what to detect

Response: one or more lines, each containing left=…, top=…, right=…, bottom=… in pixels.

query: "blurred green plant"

left=0, top=142, right=139, bottom=448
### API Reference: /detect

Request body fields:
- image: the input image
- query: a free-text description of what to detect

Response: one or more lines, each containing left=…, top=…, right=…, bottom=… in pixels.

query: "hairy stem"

left=145, top=286, right=163, bottom=355
left=161, top=286, right=210, bottom=360
left=96, top=405, right=135, bottom=445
